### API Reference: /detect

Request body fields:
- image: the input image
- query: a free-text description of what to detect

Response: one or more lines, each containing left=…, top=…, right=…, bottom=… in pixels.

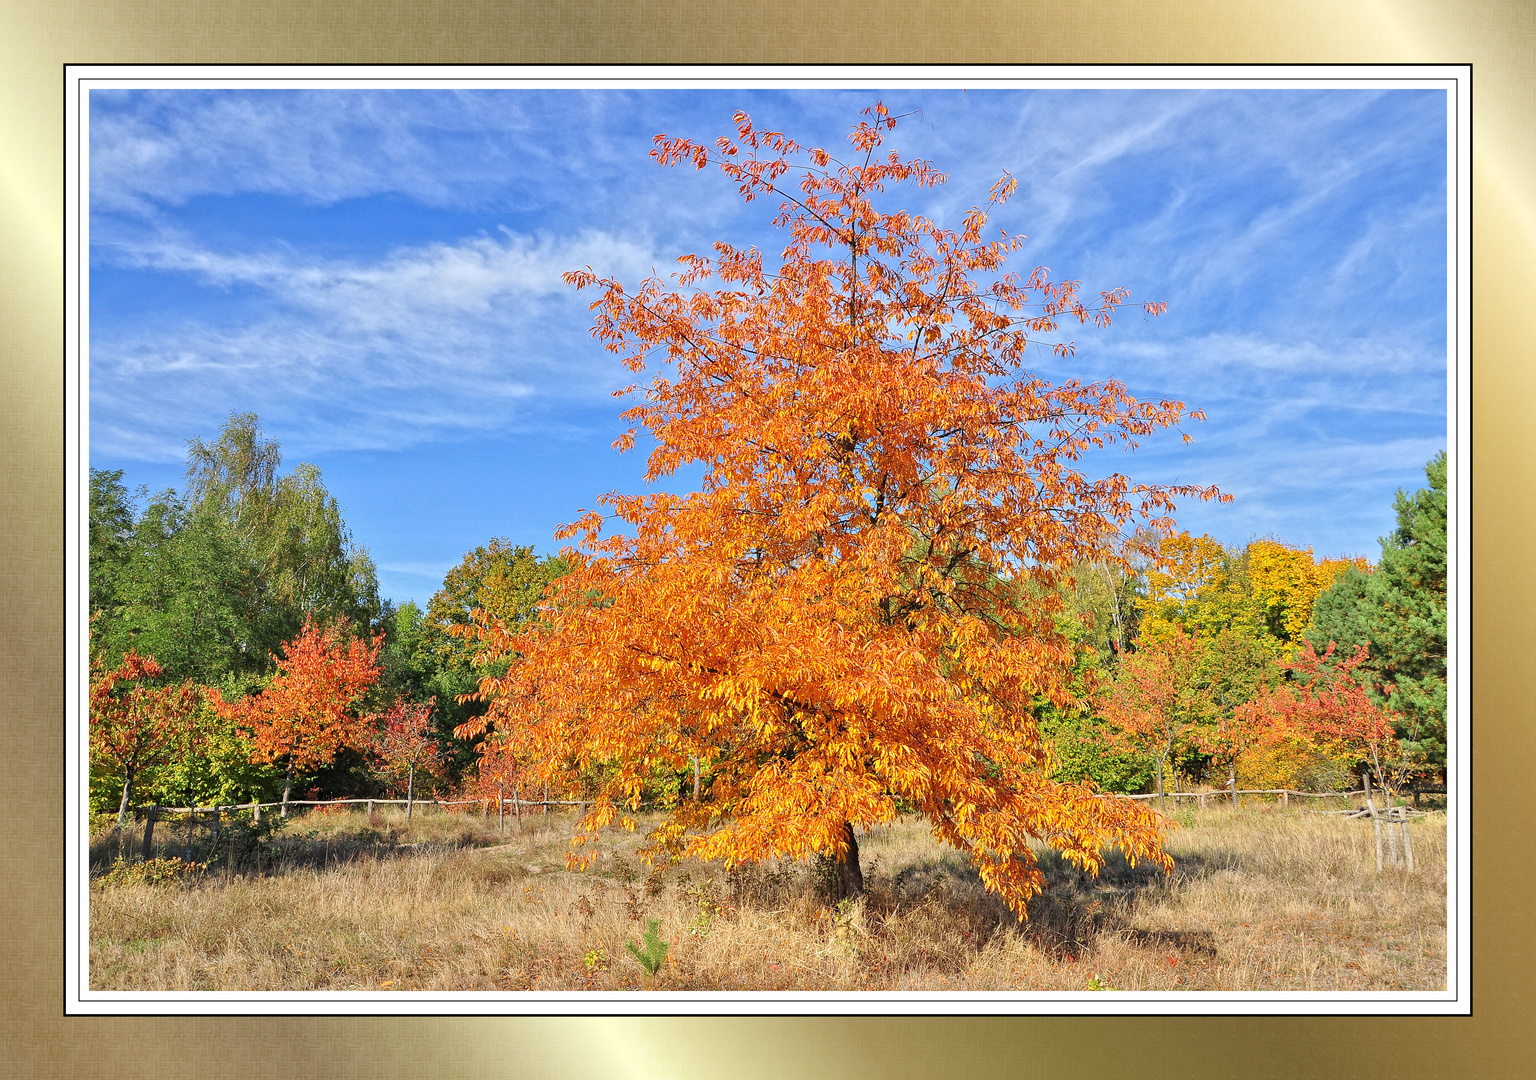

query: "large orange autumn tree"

left=465, top=106, right=1223, bottom=914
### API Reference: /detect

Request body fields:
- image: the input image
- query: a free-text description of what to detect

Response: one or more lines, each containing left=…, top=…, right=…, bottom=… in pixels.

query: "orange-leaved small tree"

left=213, top=616, right=382, bottom=816
left=1238, top=641, right=1403, bottom=796
left=462, top=727, right=529, bottom=824
left=1099, top=627, right=1210, bottom=804
left=90, top=649, right=202, bottom=827
left=370, top=697, right=441, bottom=820
left=465, top=105, right=1224, bottom=915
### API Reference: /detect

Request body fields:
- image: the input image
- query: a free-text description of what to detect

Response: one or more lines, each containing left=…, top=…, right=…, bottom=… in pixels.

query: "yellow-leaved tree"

left=462, top=106, right=1224, bottom=915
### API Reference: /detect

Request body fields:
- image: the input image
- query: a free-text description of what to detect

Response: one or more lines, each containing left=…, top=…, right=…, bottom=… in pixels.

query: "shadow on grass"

left=89, top=812, right=532, bottom=881
left=868, top=845, right=1230, bottom=962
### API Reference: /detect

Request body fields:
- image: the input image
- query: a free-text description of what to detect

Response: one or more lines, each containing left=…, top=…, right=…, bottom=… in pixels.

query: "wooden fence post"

left=1384, top=798, right=1400, bottom=867
left=543, top=781, right=549, bottom=817
left=514, top=785, right=523, bottom=829
left=498, top=785, right=504, bottom=834
left=1364, top=773, right=1383, bottom=872
left=141, top=806, right=159, bottom=861
left=1400, top=811, right=1416, bottom=872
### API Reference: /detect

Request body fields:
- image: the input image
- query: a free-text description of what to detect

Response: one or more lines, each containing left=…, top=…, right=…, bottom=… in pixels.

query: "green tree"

left=1066, top=557, right=1145, bottom=664
left=1044, top=708, right=1155, bottom=794
left=1307, top=452, right=1448, bottom=778
left=88, top=468, right=137, bottom=621
left=378, top=541, right=570, bottom=780
left=91, top=413, right=383, bottom=681
left=184, top=412, right=381, bottom=646
left=423, top=539, right=568, bottom=670
left=89, top=415, right=388, bottom=807
left=92, top=494, right=255, bottom=683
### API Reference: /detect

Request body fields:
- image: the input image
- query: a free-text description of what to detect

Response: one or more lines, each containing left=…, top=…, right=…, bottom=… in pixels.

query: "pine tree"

left=1308, top=452, right=1447, bottom=779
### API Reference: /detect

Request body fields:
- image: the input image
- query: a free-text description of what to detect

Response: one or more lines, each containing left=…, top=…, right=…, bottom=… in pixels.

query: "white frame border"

left=65, top=62, right=1472, bottom=1017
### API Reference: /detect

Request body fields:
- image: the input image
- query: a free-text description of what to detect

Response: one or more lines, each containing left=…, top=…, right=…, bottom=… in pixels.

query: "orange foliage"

left=1235, top=735, right=1357, bottom=793
left=1237, top=641, right=1402, bottom=792
left=467, top=106, right=1225, bottom=916
left=1099, top=627, right=1209, bottom=791
left=89, top=648, right=201, bottom=823
left=213, top=616, right=382, bottom=779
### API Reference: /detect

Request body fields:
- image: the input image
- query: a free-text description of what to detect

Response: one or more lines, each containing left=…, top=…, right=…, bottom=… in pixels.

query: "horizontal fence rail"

left=132, top=797, right=589, bottom=814
left=121, top=786, right=1445, bottom=819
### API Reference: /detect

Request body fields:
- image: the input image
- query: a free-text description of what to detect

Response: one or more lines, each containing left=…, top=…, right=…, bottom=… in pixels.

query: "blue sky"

left=87, top=85, right=1449, bottom=608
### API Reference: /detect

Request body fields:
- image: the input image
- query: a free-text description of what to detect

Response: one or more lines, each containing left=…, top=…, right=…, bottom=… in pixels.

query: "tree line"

left=87, top=412, right=566, bottom=818
left=1050, top=452, right=1447, bottom=803
left=90, top=424, right=1446, bottom=821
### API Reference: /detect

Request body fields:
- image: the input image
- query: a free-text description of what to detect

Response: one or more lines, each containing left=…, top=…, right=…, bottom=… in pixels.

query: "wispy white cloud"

left=100, top=227, right=657, bottom=329
left=90, top=90, right=542, bottom=213
left=89, top=227, right=661, bottom=459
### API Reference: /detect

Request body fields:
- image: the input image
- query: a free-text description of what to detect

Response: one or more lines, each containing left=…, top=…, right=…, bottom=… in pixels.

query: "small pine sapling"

left=624, top=918, right=670, bottom=976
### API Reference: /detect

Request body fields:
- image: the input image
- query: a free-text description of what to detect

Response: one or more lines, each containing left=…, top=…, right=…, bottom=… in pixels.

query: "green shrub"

left=98, top=856, right=203, bottom=889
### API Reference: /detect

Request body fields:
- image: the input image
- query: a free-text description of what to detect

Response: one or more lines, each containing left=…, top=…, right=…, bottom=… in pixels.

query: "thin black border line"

left=65, top=63, right=1471, bottom=1019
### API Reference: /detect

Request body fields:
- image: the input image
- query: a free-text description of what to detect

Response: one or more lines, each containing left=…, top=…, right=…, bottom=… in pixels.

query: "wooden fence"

left=111, top=783, right=1442, bottom=870
left=114, top=791, right=595, bottom=866
left=1117, top=788, right=1367, bottom=809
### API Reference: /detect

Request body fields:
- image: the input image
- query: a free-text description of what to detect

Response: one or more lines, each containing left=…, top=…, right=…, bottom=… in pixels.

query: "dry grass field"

left=88, top=801, right=1446, bottom=993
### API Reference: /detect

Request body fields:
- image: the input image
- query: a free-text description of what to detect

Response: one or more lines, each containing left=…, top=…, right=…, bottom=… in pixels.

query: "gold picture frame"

left=9, top=3, right=1529, bottom=1075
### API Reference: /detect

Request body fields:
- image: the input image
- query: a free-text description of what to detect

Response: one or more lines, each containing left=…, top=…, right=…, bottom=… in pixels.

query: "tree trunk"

left=117, top=770, right=135, bottom=828
left=1229, top=761, right=1238, bottom=807
left=692, top=756, right=700, bottom=801
left=833, top=822, right=864, bottom=901
left=1156, top=756, right=1165, bottom=809
left=281, top=761, right=294, bottom=819
left=406, top=765, right=414, bottom=822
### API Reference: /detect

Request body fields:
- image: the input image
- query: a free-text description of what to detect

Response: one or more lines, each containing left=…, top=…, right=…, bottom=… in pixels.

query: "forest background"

left=87, top=411, right=1448, bottom=820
